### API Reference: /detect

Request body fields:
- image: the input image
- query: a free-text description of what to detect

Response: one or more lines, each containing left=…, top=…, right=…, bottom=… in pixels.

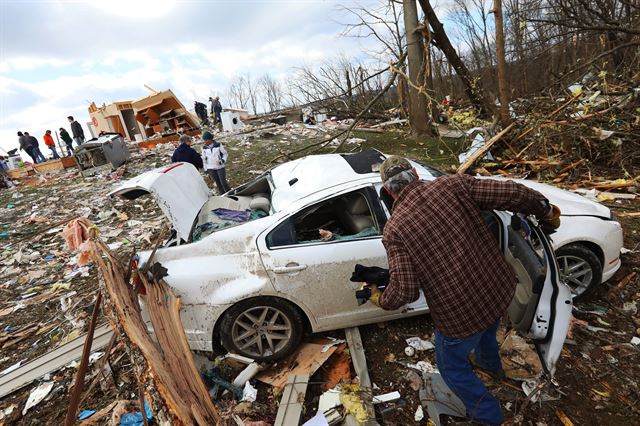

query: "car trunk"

left=108, top=162, right=210, bottom=241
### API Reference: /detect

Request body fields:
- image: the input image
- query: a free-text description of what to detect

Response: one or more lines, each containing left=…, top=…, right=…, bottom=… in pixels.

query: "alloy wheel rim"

left=231, top=306, right=292, bottom=357
left=557, top=254, right=593, bottom=296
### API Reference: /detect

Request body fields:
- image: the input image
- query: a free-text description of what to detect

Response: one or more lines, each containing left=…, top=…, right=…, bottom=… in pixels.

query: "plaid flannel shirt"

left=378, top=174, right=549, bottom=338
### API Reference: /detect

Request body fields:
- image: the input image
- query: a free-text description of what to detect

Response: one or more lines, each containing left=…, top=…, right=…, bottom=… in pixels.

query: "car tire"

left=556, top=244, right=602, bottom=301
left=219, top=297, right=304, bottom=362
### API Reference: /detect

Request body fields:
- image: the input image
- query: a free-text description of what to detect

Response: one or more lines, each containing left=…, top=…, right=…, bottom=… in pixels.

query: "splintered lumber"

left=607, top=272, right=637, bottom=299
left=344, top=327, right=379, bottom=426
left=457, top=122, right=517, bottom=174
left=555, top=409, right=574, bottom=426
left=98, top=259, right=221, bottom=425
left=256, top=340, right=337, bottom=388
left=273, top=374, right=309, bottom=426
left=558, top=159, right=587, bottom=174
left=70, top=217, right=220, bottom=425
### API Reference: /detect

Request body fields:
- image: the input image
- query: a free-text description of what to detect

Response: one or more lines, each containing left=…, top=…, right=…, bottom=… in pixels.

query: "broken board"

left=256, top=340, right=337, bottom=388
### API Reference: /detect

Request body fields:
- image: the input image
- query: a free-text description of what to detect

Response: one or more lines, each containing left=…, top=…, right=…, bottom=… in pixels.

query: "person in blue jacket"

left=171, top=135, right=203, bottom=170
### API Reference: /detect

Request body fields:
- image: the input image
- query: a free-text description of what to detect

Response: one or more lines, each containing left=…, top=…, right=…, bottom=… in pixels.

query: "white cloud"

left=0, top=0, right=387, bottom=155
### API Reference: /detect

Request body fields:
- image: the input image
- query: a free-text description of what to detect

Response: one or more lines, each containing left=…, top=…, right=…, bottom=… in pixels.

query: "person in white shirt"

left=201, top=131, right=231, bottom=194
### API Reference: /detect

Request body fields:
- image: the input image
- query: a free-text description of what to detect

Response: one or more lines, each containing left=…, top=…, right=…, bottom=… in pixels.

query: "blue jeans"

left=48, top=146, right=60, bottom=159
left=435, top=319, right=504, bottom=425
left=33, top=146, right=46, bottom=163
left=74, top=137, right=84, bottom=146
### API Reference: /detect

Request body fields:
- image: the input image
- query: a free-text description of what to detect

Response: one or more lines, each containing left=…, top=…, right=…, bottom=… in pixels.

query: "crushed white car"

left=109, top=150, right=617, bottom=374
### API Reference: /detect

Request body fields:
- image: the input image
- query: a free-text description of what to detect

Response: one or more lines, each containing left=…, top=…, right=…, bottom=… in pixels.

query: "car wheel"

left=556, top=244, right=602, bottom=300
left=219, top=297, right=303, bottom=362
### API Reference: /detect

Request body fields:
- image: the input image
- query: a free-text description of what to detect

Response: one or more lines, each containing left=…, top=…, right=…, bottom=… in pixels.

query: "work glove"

left=350, top=264, right=390, bottom=286
left=540, top=204, right=561, bottom=234
left=368, top=285, right=382, bottom=307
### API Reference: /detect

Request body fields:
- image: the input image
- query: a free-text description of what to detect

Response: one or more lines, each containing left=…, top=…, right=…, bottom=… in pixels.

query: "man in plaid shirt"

left=368, top=156, right=560, bottom=425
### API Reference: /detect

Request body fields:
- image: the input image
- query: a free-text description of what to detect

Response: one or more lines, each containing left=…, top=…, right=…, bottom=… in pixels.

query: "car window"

left=267, top=188, right=382, bottom=248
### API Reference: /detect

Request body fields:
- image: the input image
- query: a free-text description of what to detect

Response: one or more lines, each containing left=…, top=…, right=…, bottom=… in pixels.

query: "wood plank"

left=344, top=327, right=379, bottom=426
left=0, top=325, right=113, bottom=399
left=457, top=122, right=516, bottom=174
left=273, top=374, right=309, bottom=426
left=256, top=340, right=337, bottom=388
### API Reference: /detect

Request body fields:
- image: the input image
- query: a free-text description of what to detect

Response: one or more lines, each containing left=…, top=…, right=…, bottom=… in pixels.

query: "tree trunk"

left=403, top=0, right=433, bottom=136
left=418, top=0, right=495, bottom=118
left=493, top=0, right=510, bottom=126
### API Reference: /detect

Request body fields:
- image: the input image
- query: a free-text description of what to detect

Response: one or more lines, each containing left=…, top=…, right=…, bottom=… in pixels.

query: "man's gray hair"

left=384, top=169, right=417, bottom=194
left=179, top=134, right=192, bottom=144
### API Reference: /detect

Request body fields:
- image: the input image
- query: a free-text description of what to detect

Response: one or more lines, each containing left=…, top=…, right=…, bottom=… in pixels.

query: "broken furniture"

left=74, top=134, right=130, bottom=177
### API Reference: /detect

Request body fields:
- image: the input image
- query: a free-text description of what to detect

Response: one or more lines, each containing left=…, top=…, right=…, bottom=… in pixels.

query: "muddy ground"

left=1, top=126, right=638, bottom=425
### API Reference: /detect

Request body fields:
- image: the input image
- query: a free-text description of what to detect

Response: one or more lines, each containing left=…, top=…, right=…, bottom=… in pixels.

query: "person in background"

left=24, top=132, right=46, bottom=163
left=18, top=131, right=38, bottom=163
left=68, top=116, right=85, bottom=146
left=211, top=96, right=223, bottom=127
left=194, top=101, right=209, bottom=126
left=171, top=134, right=203, bottom=170
left=59, top=128, right=74, bottom=155
left=43, top=130, right=60, bottom=160
left=201, top=130, right=230, bottom=194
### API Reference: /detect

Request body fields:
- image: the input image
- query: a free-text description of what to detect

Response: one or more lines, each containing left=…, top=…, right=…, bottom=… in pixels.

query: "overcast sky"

left=0, top=0, right=453, bottom=157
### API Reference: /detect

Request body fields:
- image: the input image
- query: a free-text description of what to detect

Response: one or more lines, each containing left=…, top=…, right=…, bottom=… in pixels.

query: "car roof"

left=270, top=151, right=382, bottom=211
left=269, top=149, right=440, bottom=212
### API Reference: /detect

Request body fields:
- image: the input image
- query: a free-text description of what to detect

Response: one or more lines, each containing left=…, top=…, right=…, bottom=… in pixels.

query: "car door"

left=499, top=212, right=573, bottom=377
left=257, top=185, right=416, bottom=331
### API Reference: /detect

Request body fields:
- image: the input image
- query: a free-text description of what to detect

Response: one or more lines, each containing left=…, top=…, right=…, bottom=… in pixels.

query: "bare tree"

left=259, top=74, right=283, bottom=112
left=494, top=0, right=510, bottom=125
left=226, top=73, right=260, bottom=113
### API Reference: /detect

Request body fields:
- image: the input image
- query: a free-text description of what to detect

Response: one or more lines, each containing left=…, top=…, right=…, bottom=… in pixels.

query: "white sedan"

left=110, top=149, right=618, bottom=374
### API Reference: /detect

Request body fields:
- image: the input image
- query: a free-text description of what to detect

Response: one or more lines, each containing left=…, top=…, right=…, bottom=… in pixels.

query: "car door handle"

left=273, top=263, right=308, bottom=274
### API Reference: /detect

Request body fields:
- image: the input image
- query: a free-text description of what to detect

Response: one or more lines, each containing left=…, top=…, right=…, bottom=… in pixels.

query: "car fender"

left=550, top=216, right=622, bottom=266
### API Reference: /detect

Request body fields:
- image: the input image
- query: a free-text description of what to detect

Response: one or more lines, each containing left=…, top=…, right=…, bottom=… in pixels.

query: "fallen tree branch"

left=457, top=122, right=517, bottom=174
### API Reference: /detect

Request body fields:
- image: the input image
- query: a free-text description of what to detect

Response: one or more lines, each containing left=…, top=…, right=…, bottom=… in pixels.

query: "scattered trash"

left=22, top=381, right=54, bottom=415
left=406, top=336, right=434, bottom=351
left=119, top=400, right=152, bottom=425
left=631, top=336, right=640, bottom=346
left=404, top=346, right=416, bottom=356
left=407, top=360, right=437, bottom=374
left=339, top=384, right=367, bottom=423
left=78, top=409, right=96, bottom=420
left=414, top=405, right=424, bottom=421
left=241, top=381, right=257, bottom=402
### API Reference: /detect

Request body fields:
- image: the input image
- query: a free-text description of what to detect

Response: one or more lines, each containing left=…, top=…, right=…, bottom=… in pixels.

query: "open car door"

left=501, top=213, right=573, bottom=377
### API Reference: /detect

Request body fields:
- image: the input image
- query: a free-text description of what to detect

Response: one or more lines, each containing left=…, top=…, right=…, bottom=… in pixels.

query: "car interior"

left=190, top=175, right=274, bottom=242
left=267, top=191, right=380, bottom=248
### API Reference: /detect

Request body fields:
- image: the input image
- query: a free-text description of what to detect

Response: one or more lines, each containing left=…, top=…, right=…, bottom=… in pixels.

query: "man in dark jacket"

left=59, top=128, right=74, bottom=155
left=67, top=116, right=85, bottom=146
left=210, top=96, right=222, bottom=125
left=194, top=101, right=209, bottom=126
left=18, top=131, right=38, bottom=163
left=24, top=132, right=46, bottom=163
left=368, top=156, right=561, bottom=426
left=171, top=135, right=203, bottom=170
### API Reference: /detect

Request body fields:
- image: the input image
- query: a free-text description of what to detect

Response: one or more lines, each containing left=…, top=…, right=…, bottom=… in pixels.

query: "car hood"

left=108, top=162, right=210, bottom=241
left=487, top=177, right=611, bottom=218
